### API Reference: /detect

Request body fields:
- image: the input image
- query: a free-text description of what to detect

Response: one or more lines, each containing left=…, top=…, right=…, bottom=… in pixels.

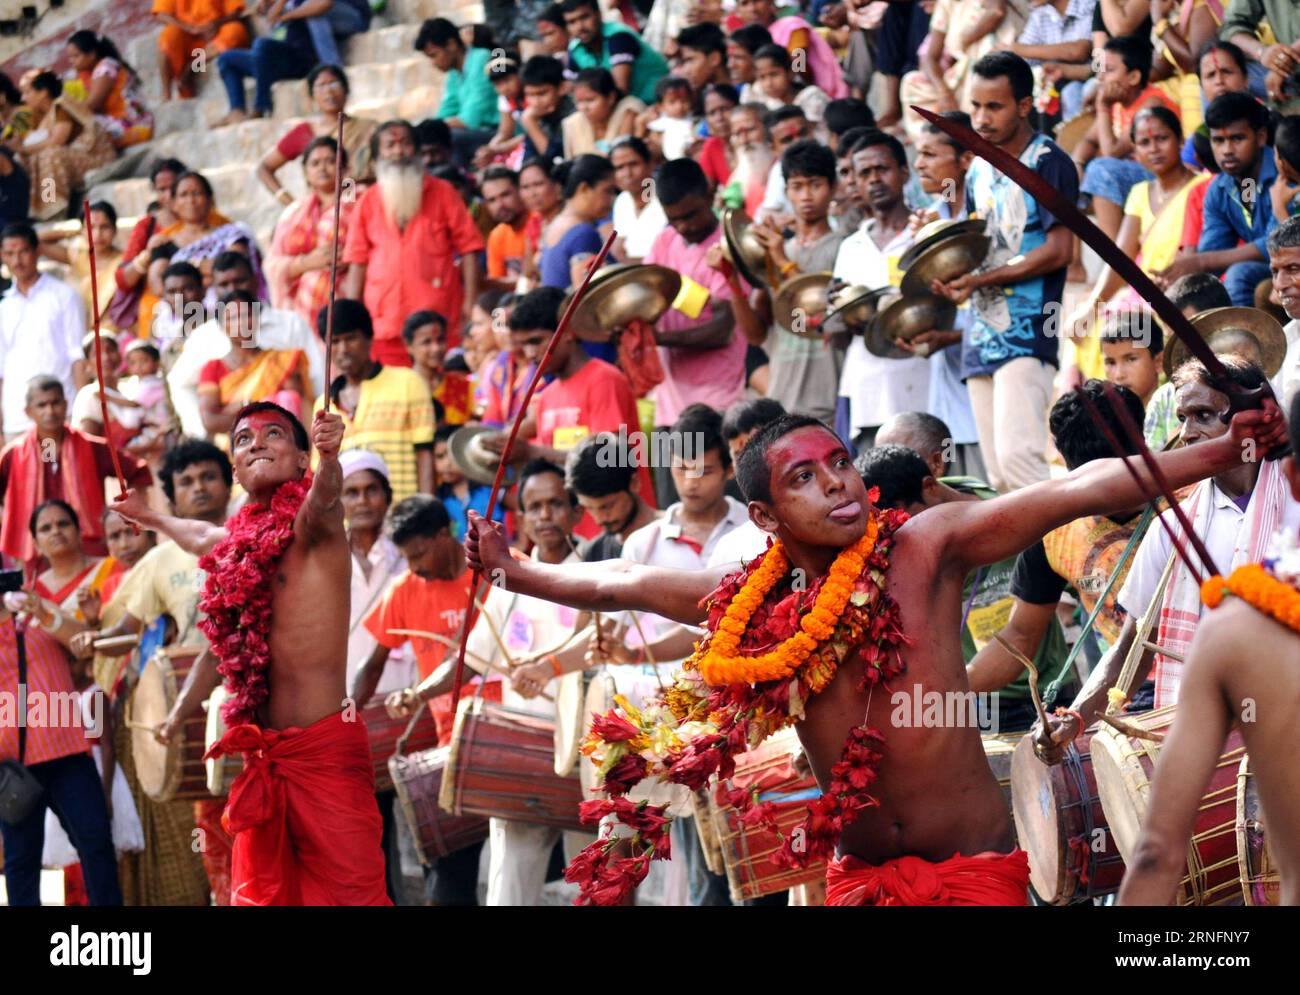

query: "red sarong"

left=825, top=849, right=1030, bottom=906
left=205, top=711, right=392, bottom=906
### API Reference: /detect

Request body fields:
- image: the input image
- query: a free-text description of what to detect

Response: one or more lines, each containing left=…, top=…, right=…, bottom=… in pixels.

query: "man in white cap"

left=340, top=448, right=416, bottom=903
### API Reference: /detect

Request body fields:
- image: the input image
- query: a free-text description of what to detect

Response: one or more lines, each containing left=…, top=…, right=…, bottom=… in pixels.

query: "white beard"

left=733, top=144, right=773, bottom=189
left=375, top=157, right=424, bottom=230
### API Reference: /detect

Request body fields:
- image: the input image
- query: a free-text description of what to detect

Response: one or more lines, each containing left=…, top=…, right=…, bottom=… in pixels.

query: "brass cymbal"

left=448, top=424, right=517, bottom=487
left=899, top=217, right=988, bottom=270
left=899, top=230, right=990, bottom=296
left=824, top=284, right=892, bottom=335
left=1162, top=306, right=1288, bottom=379
left=721, top=208, right=768, bottom=289
left=866, top=293, right=957, bottom=358
left=772, top=271, right=834, bottom=338
left=1055, top=111, right=1096, bottom=157
left=568, top=263, right=682, bottom=342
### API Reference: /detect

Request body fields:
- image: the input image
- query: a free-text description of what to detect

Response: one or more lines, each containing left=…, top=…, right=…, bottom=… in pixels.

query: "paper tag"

left=886, top=253, right=903, bottom=288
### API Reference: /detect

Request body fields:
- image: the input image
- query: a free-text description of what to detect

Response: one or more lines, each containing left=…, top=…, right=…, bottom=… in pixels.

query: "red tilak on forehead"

left=235, top=410, right=293, bottom=436
left=768, top=427, right=846, bottom=472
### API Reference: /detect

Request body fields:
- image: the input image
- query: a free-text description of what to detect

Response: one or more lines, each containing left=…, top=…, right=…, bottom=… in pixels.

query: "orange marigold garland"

left=1201, top=531, right=1300, bottom=633
left=566, top=501, right=911, bottom=905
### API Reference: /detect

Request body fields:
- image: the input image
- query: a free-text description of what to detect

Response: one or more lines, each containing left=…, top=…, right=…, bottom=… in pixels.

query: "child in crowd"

left=1099, top=310, right=1165, bottom=409
left=403, top=309, right=472, bottom=425
left=645, top=76, right=697, bottom=161
left=434, top=423, right=503, bottom=539
left=519, top=55, right=571, bottom=163
left=477, top=50, right=525, bottom=168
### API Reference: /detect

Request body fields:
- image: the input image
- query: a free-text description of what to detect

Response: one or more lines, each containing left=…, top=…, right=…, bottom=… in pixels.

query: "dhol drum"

left=203, top=684, right=242, bottom=797
left=440, top=698, right=585, bottom=830
left=982, top=730, right=1021, bottom=819
left=693, top=790, right=726, bottom=877
left=1011, top=729, right=1126, bottom=905
left=553, top=669, right=585, bottom=777
left=388, top=746, right=489, bottom=864
left=1092, top=704, right=1245, bottom=906
left=710, top=728, right=827, bottom=903
left=129, top=646, right=210, bottom=802
left=1236, top=756, right=1280, bottom=906
left=363, top=699, right=439, bottom=794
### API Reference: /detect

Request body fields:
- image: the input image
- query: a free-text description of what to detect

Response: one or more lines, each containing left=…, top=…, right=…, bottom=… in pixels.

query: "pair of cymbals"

left=448, top=424, right=518, bottom=487
left=865, top=293, right=957, bottom=358
left=824, top=283, right=894, bottom=335
left=772, top=271, right=835, bottom=338
left=722, top=208, right=769, bottom=289
left=1162, top=306, right=1288, bottom=379
left=567, top=263, right=682, bottom=342
left=899, top=221, right=990, bottom=296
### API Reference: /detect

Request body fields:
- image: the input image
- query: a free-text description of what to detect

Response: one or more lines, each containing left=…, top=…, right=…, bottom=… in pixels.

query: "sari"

left=198, top=348, right=311, bottom=416
left=34, top=556, right=115, bottom=621
left=561, top=95, right=645, bottom=157
left=72, top=58, right=154, bottom=148
left=21, top=98, right=115, bottom=220
left=170, top=221, right=271, bottom=305
left=264, top=192, right=357, bottom=328
left=67, top=240, right=124, bottom=329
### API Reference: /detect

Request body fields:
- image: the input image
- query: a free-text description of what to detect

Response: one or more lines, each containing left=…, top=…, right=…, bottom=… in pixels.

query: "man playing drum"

left=465, top=408, right=1287, bottom=905
left=1119, top=393, right=1300, bottom=906
left=110, top=403, right=391, bottom=906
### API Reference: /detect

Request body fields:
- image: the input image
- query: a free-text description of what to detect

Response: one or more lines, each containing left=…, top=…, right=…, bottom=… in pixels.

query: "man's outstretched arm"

left=298, top=410, right=346, bottom=545
left=466, top=511, right=723, bottom=625
left=109, top=489, right=226, bottom=557
left=940, top=403, right=1288, bottom=574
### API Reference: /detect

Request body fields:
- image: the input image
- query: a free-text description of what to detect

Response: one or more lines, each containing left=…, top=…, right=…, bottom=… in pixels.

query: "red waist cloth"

left=205, top=711, right=392, bottom=906
left=825, top=849, right=1030, bottom=907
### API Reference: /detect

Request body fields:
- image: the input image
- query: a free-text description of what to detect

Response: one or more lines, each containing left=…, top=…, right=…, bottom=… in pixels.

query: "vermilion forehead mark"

left=767, top=427, right=846, bottom=475
left=234, top=411, right=292, bottom=438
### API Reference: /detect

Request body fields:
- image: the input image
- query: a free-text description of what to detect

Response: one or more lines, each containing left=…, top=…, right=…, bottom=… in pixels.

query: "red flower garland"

left=198, top=474, right=312, bottom=727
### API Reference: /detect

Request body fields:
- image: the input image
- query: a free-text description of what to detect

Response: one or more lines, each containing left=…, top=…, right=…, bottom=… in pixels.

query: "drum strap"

left=1110, top=546, right=1178, bottom=712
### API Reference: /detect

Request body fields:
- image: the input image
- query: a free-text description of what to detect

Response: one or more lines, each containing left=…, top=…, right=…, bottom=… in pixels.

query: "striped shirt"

left=315, top=363, right=436, bottom=503
left=0, top=618, right=91, bottom=764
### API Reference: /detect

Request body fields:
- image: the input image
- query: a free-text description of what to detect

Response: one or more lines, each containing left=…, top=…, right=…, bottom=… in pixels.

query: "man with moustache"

left=343, top=120, right=484, bottom=366
left=1268, top=216, right=1300, bottom=408
left=482, top=166, right=530, bottom=293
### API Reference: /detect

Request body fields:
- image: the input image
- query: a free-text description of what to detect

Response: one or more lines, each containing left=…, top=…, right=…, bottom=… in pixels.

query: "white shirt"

left=1118, top=477, right=1300, bottom=619
left=612, top=191, right=669, bottom=260
left=833, top=220, right=930, bottom=433
left=0, top=274, right=85, bottom=433
left=71, top=381, right=144, bottom=432
left=166, top=307, right=326, bottom=437
left=757, top=161, right=791, bottom=222
left=348, top=534, right=414, bottom=696
left=1281, top=318, right=1300, bottom=415
left=706, top=518, right=768, bottom=569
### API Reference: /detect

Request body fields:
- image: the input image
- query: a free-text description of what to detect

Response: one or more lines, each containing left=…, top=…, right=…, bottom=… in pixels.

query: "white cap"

left=338, top=448, right=390, bottom=482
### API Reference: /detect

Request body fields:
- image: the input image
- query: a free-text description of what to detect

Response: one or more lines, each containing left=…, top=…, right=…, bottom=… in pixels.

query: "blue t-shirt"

left=962, top=132, right=1076, bottom=379
left=540, top=223, right=605, bottom=289
left=439, top=481, right=504, bottom=540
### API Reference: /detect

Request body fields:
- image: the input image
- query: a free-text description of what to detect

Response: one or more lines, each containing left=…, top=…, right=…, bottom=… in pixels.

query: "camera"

left=0, top=569, right=24, bottom=595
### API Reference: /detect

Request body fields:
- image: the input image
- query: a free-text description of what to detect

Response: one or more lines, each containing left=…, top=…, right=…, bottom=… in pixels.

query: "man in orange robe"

left=152, top=0, right=250, bottom=100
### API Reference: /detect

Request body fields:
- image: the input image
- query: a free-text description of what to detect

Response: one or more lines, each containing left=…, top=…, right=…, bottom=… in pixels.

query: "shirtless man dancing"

left=111, top=403, right=390, bottom=906
left=1119, top=394, right=1300, bottom=906
left=465, top=410, right=1286, bottom=906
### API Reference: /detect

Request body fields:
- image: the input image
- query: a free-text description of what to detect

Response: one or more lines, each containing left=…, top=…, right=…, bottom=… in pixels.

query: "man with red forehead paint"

left=466, top=409, right=1288, bottom=905
left=109, top=402, right=390, bottom=906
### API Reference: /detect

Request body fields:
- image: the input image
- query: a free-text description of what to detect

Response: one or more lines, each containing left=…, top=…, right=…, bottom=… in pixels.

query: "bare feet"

left=214, top=109, right=250, bottom=128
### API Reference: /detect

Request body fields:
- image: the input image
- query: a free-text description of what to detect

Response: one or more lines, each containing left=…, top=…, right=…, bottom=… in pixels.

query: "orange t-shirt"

left=486, top=219, right=529, bottom=282
left=152, top=0, right=244, bottom=26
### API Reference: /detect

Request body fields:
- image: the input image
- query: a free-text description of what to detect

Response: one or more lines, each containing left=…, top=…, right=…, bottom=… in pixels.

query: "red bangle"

left=547, top=654, right=562, bottom=677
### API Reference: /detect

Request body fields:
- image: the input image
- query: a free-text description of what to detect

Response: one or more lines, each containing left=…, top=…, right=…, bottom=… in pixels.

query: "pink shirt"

left=644, top=223, right=747, bottom=427
left=0, top=620, right=90, bottom=765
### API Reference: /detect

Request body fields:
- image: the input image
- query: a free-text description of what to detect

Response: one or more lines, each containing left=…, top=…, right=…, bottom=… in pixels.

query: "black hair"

left=87, top=200, right=117, bottom=227
left=306, top=62, right=349, bottom=96
left=25, top=375, right=64, bottom=402
left=32, top=71, right=62, bottom=99
left=1099, top=309, right=1165, bottom=356
left=522, top=55, right=565, bottom=89
left=68, top=30, right=139, bottom=82
left=465, top=24, right=495, bottom=49
left=854, top=445, right=930, bottom=509
left=1104, top=35, right=1154, bottom=88
left=721, top=397, right=786, bottom=442
left=519, top=156, right=556, bottom=182
left=1204, top=91, right=1269, bottom=131
left=1275, top=115, right=1300, bottom=174
left=431, top=163, right=472, bottom=192
left=555, top=153, right=615, bottom=199
left=127, top=342, right=161, bottom=362
left=764, top=104, right=808, bottom=131
left=1170, top=353, right=1267, bottom=393
left=161, top=260, right=202, bottom=285
left=29, top=498, right=79, bottom=539
left=1130, top=104, right=1183, bottom=144
left=560, top=0, right=600, bottom=13
left=218, top=288, right=258, bottom=311
left=729, top=23, right=773, bottom=55
left=574, top=67, right=620, bottom=100
left=654, top=75, right=692, bottom=103
left=672, top=402, right=731, bottom=468
left=735, top=414, right=833, bottom=504
left=1191, top=126, right=1220, bottom=174
left=654, top=157, right=710, bottom=206
left=1167, top=272, right=1232, bottom=312
left=433, top=423, right=459, bottom=445
left=824, top=98, right=875, bottom=137
left=850, top=127, right=907, bottom=167
left=678, top=22, right=727, bottom=57
left=303, top=134, right=347, bottom=169
left=212, top=249, right=252, bottom=275
left=508, top=285, right=565, bottom=331
left=566, top=432, right=635, bottom=497
left=781, top=139, right=836, bottom=183
left=372, top=118, right=417, bottom=160
left=150, top=157, right=187, bottom=185
left=476, top=287, right=510, bottom=313
left=519, top=457, right=578, bottom=507
left=538, top=3, right=566, bottom=29
left=1, top=221, right=38, bottom=249
left=232, top=401, right=310, bottom=451
left=703, top=83, right=740, bottom=109
left=412, top=117, right=449, bottom=149
left=481, top=164, right=518, bottom=188
left=486, top=49, right=521, bottom=77
left=971, top=50, right=1034, bottom=102
left=754, top=43, right=793, bottom=72
left=1197, top=38, right=1248, bottom=77
left=318, top=298, right=373, bottom=340
left=415, top=17, right=462, bottom=51
left=401, top=309, right=446, bottom=343
left=923, top=110, right=973, bottom=154
left=836, top=126, right=872, bottom=158
left=609, top=135, right=652, bottom=162
left=1048, top=380, right=1145, bottom=471
left=160, top=438, right=233, bottom=505
left=0, top=73, right=20, bottom=107
left=389, top=495, right=452, bottom=544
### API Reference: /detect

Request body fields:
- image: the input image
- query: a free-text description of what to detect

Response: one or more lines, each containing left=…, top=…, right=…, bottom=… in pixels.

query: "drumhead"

left=1236, top=756, right=1280, bottom=906
left=205, top=685, right=228, bottom=795
left=552, top=670, right=585, bottom=777
left=1010, top=734, right=1069, bottom=902
left=130, top=649, right=179, bottom=801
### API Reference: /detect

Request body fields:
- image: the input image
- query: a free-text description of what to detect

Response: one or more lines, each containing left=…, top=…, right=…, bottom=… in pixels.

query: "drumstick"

left=386, top=627, right=552, bottom=701
left=93, top=634, right=141, bottom=652
left=993, top=635, right=1053, bottom=734
left=478, top=606, right=560, bottom=704
left=627, top=611, right=665, bottom=690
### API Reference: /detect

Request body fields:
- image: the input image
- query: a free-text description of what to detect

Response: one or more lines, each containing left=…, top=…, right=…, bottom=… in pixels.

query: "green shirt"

left=944, top=477, right=1072, bottom=704
left=567, top=23, right=669, bottom=106
left=1220, top=0, right=1300, bottom=48
left=437, top=47, right=500, bottom=131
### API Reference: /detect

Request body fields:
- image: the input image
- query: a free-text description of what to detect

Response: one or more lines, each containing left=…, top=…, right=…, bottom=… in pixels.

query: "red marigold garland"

left=568, top=502, right=911, bottom=905
left=198, top=474, right=312, bottom=727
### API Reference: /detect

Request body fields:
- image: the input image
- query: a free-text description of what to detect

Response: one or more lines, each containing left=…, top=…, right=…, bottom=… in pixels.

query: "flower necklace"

left=1201, top=530, right=1300, bottom=634
left=565, top=502, right=910, bottom=906
left=197, top=474, right=311, bottom=727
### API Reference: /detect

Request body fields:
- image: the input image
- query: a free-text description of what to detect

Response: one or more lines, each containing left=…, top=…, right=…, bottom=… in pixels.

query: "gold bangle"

left=133, top=252, right=150, bottom=274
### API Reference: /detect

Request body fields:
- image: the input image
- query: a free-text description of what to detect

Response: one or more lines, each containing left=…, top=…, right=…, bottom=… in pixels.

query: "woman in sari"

left=39, top=200, right=123, bottom=329
left=1067, top=106, right=1208, bottom=381
left=64, top=30, right=154, bottom=149
left=18, top=72, right=115, bottom=221
left=562, top=68, right=644, bottom=158
left=264, top=136, right=356, bottom=328
left=23, top=501, right=106, bottom=654
left=197, top=288, right=310, bottom=437
left=257, top=63, right=375, bottom=205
